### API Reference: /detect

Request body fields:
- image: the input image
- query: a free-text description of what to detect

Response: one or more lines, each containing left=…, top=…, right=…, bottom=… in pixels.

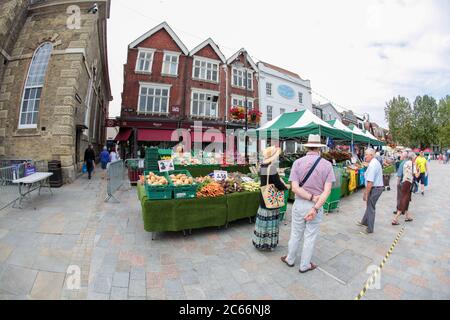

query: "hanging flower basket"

left=230, top=106, right=246, bottom=121
left=248, top=110, right=262, bottom=123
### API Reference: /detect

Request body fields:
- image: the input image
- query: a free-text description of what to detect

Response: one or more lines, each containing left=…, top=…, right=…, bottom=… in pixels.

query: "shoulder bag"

left=260, top=165, right=286, bottom=209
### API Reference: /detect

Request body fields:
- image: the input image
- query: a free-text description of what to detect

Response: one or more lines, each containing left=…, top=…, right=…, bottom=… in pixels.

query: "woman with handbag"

left=392, top=152, right=416, bottom=225
left=252, top=146, right=289, bottom=250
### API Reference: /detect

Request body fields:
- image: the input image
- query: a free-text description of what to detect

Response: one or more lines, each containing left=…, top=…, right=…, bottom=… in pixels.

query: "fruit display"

left=169, top=173, right=195, bottom=186
left=242, top=181, right=260, bottom=192
left=322, top=151, right=352, bottom=163
left=196, top=182, right=225, bottom=198
left=219, top=178, right=244, bottom=194
left=145, top=172, right=169, bottom=186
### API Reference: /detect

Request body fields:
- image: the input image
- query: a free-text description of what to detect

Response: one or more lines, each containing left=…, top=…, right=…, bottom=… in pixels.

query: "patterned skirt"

left=252, top=206, right=280, bottom=250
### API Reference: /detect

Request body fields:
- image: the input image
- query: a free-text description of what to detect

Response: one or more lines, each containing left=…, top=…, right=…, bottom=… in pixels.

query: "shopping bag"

left=260, top=165, right=285, bottom=209
left=424, top=175, right=429, bottom=187
left=82, top=163, right=87, bottom=173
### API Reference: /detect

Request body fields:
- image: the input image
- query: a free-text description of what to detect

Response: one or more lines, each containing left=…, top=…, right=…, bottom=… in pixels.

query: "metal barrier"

left=0, top=163, right=26, bottom=210
left=105, top=160, right=125, bottom=203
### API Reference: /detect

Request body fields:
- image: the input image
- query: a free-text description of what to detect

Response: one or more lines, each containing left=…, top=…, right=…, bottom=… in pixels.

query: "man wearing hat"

left=281, top=134, right=335, bottom=273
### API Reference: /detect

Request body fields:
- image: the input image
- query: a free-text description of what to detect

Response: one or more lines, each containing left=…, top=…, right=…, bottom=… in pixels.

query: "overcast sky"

left=106, top=0, right=450, bottom=127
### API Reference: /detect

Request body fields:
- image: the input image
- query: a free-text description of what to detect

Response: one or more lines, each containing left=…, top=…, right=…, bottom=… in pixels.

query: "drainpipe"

left=223, top=64, right=228, bottom=123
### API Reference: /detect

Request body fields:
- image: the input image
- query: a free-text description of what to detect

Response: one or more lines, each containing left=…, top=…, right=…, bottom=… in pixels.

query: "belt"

left=373, top=186, right=384, bottom=189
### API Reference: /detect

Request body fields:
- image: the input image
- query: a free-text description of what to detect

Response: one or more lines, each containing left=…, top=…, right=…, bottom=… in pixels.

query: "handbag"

left=82, top=163, right=87, bottom=173
left=260, top=165, right=286, bottom=209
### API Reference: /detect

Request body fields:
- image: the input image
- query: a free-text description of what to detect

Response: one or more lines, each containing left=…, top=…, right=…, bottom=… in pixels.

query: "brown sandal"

left=281, top=256, right=294, bottom=267
left=300, top=263, right=318, bottom=273
left=392, top=220, right=400, bottom=226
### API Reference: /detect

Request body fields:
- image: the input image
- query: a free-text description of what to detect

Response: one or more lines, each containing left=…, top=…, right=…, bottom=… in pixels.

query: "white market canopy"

left=257, top=109, right=351, bottom=140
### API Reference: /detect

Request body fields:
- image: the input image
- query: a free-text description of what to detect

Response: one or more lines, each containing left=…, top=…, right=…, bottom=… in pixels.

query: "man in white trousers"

left=281, top=134, right=335, bottom=273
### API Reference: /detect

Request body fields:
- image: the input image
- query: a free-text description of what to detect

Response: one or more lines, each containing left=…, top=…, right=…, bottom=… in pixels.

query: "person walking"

left=357, top=148, right=384, bottom=235
left=252, top=146, right=289, bottom=250
left=110, top=147, right=119, bottom=162
left=415, top=151, right=428, bottom=195
left=281, top=135, right=335, bottom=273
left=84, top=144, right=96, bottom=180
left=100, top=147, right=110, bottom=170
left=392, top=152, right=416, bottom=225
left=393, top=151, right=407, bottom=215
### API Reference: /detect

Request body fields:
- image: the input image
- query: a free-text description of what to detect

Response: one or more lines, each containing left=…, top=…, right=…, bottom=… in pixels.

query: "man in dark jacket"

left=84, top=144, right=96, bottom=179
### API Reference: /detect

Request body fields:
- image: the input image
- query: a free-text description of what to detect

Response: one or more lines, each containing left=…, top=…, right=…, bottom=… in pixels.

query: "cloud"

left=106, top=0, right=449, bottom=128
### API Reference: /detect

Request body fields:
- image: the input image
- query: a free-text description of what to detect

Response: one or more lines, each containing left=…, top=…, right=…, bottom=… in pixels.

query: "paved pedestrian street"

left=0, top=162, right=449, bottom=300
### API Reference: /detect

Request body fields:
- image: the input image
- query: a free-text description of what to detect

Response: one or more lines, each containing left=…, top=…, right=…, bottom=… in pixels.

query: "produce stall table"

left=173, top=165, right=250, bottom=178
left=226, top=191, right=260, bottom=224
left=137, top=184, right=260, bottom=237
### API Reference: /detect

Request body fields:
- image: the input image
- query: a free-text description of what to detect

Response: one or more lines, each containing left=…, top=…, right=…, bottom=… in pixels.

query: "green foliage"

left=385, top=96, right=414, bottom=145
left=385, top=94, right=448, bottom=148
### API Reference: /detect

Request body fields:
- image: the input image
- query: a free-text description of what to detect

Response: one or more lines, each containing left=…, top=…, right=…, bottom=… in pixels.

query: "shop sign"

left=278, top=85, right=295, bottom=100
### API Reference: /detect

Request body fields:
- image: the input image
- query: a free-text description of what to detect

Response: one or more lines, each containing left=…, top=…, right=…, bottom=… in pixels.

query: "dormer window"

left=135, top=48, right=155, bottom=73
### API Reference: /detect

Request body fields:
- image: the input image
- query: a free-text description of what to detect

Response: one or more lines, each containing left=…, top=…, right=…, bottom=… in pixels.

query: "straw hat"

left=262, top=146, right=281, bottom=164
left=303, top=134, right=326, bottom=148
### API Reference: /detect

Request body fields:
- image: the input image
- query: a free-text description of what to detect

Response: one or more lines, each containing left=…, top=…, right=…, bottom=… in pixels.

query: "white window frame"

left=266, top=82, right=272, bottom=96
left=190, top=88, right=220, bottom=118
left=135, top=48, right=155, bottom=73
left=267, top=105, right=273, bottom=121
left=137, top=82, right=171, bottom=115
left=232, top=67, right=253, bottom=91
left=231, top=95, right=254, bottom=111
left=162, top=51, right=180, bottom=76
left=298, top=92, right=303, bottom=104
left=192, top=56, right=220, bottom=83
left=18, top=42, right=53, bottom=129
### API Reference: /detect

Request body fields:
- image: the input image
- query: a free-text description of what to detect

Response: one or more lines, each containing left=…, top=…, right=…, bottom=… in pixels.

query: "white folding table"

left=12, top=172, right=53, bottom=208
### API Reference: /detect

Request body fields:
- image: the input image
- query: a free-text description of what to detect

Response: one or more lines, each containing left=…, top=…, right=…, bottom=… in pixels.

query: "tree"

left=411, top=95, right=439, bottom=148
left=385, top=96, right=414, bottom=146
left=437, top=95, right=450, bottom=148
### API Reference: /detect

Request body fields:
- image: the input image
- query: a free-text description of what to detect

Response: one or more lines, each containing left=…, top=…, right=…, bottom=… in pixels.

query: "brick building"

left=117, top=22, right=259, bottom=157
left=0, top=0, right=112, bottom=183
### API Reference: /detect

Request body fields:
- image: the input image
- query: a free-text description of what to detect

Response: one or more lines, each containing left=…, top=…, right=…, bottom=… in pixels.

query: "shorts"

left=417, top=173, right=426, bottom=184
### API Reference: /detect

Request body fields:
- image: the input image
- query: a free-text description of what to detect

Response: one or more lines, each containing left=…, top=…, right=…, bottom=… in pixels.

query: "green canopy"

left=257, top=110, right=350, bottom=140
left=326, top=119, right=369, bottom=144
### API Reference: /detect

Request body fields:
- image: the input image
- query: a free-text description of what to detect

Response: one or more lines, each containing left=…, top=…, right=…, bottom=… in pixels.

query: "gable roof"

left=258, top=61, right=301, bottom=79
left=189, top=38, right=226, bottom=63
left=227, top=48, right=258, bottom=71
left=319, top=103, right=341, bottom=116
left=128, top=22, right=189, bottom=55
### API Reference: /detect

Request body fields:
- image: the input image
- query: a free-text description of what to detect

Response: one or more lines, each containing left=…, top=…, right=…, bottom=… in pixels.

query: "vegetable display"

left=196, top=182, right=225, bottom=198
left=242, top=181, right=260, bottom=192
left=169, top=173, right=195, bottom=186
left=146, top=172, right=169, bottom=186
left=219, top=178, right=244, bottom=194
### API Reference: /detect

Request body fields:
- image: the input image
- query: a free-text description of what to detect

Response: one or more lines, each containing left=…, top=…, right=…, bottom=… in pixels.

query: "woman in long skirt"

left=252, top=146, right=289, bottom=250
left=392, top=152, right=415, bottom=225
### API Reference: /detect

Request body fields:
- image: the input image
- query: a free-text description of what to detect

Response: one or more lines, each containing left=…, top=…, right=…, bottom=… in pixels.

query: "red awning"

left=137, top=129, right=178, bottom=142
left=114, top=128, right=132, bottom=141
left=191, top=131, right=225, bottom=143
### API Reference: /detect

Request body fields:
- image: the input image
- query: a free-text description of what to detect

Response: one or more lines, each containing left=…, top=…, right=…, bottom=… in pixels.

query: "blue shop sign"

left=277, top=85, right=295, bottom=100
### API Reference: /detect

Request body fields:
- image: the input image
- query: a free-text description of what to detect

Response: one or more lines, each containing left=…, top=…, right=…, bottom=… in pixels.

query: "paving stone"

left=184, top=284, right=207, bottom=300
left=30, top=271, right=65, bottom=300
left=92, top=276, right=112, bottom=294
left=112, top=272, right=129, bottom=288
left=110, top=286, right=128, bottom=300
left=0, top=265, right=38, bottom=295
left=130, top=266, right=146, bottom=280
left=129, top=279, right=146, bottom=297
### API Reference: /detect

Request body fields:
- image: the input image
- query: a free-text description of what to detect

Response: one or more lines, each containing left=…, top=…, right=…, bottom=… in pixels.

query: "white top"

left=110, top=152, right=119, bottom=162
left=364, top=158, right=384, bottom=187
left=13, top=172, right=53, bottom=184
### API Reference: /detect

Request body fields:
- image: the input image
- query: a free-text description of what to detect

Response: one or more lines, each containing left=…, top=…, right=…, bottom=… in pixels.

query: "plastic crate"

left=324, top=187, right=341, bottom=213
left=167, top=170, right=198, bottom=199
left=143, top=171, right=172, bottom=200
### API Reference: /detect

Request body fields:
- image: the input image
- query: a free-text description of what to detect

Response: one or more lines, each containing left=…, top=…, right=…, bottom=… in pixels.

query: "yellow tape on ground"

left=355, top=225, right=406, bottom=300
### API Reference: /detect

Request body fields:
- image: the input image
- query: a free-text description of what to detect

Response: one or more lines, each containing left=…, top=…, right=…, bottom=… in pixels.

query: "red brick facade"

left=119, top=23, right=259, bottom=135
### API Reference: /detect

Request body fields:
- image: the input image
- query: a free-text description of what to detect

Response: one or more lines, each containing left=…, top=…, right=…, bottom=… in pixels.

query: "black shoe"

left=421, top=192, right=424, bottom=196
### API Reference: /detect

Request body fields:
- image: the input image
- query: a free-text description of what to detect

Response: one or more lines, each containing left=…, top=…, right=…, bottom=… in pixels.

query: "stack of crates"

left=145, top=147, right=160, bottom=171
left=167, top=170, right=198, bottom=199
left=143, top=171, right=172, bottom=200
